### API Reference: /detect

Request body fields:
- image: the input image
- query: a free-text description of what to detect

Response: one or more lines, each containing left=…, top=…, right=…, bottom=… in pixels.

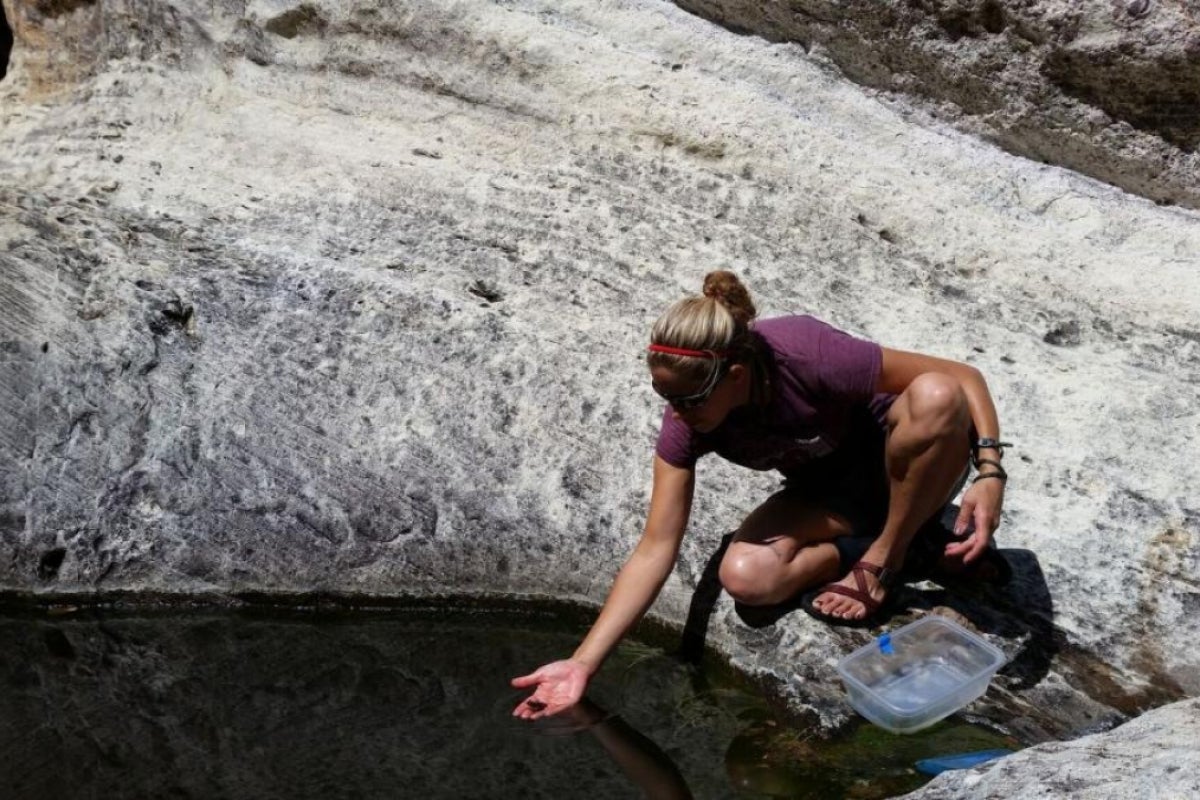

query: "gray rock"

left=0, top=0, right=1198, bottom=764
left=673, top=0, right=1200, bottom=209
left=902, top=697, right=1200, bottom=799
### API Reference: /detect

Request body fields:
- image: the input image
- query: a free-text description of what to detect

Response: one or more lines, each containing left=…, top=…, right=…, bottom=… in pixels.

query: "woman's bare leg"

left=811, top=373, right=971, bottom=621
left=718, top=488, right=853, bottom=607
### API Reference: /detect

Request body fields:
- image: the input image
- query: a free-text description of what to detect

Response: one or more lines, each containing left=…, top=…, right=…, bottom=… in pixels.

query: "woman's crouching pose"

left=513, top=271, right=1009, bottom=719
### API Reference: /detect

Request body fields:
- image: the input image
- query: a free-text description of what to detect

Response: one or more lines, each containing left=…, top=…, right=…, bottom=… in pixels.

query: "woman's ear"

left=727, top=363, right=747, bottom=384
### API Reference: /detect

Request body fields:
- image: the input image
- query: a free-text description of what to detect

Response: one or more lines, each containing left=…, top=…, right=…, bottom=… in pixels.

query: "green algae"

left=725, top=716, right=1020, bottom=798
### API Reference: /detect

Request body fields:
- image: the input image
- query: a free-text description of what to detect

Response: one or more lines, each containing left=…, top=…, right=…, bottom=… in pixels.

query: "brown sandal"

left=801, top=561, right=898, bottom=629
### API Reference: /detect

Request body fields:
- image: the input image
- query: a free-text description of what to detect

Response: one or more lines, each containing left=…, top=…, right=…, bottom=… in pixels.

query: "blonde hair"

left=648, top=271, right=758, bottom=383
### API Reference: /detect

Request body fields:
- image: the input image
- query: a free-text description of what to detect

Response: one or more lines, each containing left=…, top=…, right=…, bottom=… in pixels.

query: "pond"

left=0, top=604, right=1021, bottom=799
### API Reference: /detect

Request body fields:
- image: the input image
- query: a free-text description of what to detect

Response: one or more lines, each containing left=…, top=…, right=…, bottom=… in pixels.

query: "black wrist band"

left=971, top=440, right=1012, bottom=467
left=975, top=459, right=1006, bottom=474
left=973, top=458, right=1007, bottom=482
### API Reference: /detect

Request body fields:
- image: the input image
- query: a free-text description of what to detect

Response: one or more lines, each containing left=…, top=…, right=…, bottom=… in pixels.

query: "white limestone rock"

left=1, top=0, right=1198, bottom=748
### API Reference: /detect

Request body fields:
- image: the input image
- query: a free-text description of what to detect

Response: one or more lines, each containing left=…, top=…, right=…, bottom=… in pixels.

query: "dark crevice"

left=937, top=10, right=974, bottom=42
left=37, top=548, right=66, bottom=581
left=980, top=0, right=1006, bottom=34
left=32, top=0, right=95, bottom=18
left=1, top=2, right=13, bottom=83
left=263, top=4, right=326, bottom=39
left=1043, top=51, right=1200, bottom=153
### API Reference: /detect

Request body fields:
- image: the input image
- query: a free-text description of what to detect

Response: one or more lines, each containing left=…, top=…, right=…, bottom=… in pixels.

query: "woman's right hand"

left=510, top=659, right=591, bottom=719
left=510, top=459, right=692, bottom=722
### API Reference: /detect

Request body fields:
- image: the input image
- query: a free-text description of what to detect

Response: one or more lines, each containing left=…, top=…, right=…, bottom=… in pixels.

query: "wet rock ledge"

left=905, top=697, right=1200, bottom=799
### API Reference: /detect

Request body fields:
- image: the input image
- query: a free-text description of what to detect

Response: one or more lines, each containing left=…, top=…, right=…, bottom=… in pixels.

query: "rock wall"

left=673, top=0, right=1200, bottom=210
left=904, top=697, right=1200, bottom=799
left=2, top=0, right=1199, bottom=748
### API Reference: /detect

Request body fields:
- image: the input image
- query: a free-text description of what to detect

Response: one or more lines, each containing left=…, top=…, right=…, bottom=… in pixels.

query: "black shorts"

left=779, top=413, right=967, bottom=570
left=779, top=416, right=891, bottom=541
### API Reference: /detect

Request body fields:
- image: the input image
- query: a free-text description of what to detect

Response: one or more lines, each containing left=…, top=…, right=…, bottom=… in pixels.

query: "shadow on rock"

left=675, top=515, right=1059, bottom=699
left=903, top=547, right=1059, bottom=691
left=677, top=532, right=734, bottom=663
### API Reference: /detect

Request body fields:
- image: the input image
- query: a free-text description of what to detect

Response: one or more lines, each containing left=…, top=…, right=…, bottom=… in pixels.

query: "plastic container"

left=836, top=616, right=1006, bottom=734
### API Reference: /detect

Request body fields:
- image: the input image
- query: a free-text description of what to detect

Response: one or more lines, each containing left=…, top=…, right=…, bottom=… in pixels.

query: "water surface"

left=0, top=606, right=1020, bottom=799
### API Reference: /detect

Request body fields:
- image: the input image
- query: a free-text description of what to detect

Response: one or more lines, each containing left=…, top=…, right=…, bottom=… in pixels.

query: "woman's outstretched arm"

left=511, top=456, right=695, bottom=719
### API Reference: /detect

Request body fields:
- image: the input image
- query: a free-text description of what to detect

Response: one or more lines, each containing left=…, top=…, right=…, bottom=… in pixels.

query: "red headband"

left=647, top=344, right=728, bottom=359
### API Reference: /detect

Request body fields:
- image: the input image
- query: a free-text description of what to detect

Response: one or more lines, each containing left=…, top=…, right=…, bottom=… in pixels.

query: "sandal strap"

left=817, top=583, right=882, bottom=613
left=851, top=560, right=897, bottom=587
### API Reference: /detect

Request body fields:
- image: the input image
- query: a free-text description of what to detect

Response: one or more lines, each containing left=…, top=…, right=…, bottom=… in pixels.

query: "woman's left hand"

left=949, top=477, right=1005, bottom=563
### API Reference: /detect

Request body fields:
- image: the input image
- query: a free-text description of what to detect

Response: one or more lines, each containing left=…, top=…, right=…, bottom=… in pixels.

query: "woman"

left=512, top=271, right=1009, bottom=720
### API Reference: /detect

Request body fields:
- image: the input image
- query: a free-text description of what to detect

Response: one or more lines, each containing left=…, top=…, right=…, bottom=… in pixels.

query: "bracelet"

left=971, top=438, right=1012, bottom=467
left=971, top=458, right=1007, bottom=486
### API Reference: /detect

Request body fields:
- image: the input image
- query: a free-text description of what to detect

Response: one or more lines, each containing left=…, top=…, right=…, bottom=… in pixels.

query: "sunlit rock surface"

left=904, top=697, right=1200, bottom=799
left=1, top=0, right=1199, bottom=751
left=675, top=0, right=1200, bottom=210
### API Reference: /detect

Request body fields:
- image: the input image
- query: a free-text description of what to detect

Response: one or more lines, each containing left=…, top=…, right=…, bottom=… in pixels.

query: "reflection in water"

left=535, top=698, right=693, bottom=800
left=0, top=608, right=744, bottom=799
left=0, top=608, right=1018, bottom=799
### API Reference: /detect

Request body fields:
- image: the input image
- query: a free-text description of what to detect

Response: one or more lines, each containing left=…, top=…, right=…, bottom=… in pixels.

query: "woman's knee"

left=718, top=547, right=780, bottom=605
left=898, top=373, right=969, bottom=436
left=719, top=543, right=834, bottom=606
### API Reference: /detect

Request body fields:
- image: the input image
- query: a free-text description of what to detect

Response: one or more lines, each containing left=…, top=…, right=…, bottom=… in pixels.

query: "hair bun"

left=702, top=270, right=757, bottom=327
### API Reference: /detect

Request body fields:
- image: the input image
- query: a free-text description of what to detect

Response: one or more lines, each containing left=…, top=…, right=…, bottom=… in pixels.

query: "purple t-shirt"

left=655, top=316, right=894, bottom=474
